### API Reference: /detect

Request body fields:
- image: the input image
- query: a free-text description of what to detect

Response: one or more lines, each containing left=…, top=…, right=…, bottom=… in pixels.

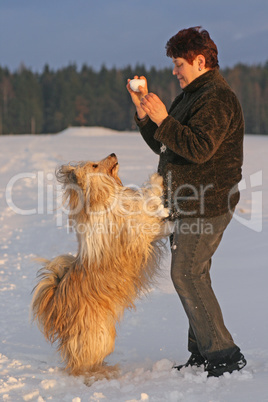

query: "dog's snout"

left=109, top=153, right=116, bottom=158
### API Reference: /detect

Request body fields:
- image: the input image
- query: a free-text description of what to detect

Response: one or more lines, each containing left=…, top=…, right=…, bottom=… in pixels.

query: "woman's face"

left=172, top=56, right=203, bottom=89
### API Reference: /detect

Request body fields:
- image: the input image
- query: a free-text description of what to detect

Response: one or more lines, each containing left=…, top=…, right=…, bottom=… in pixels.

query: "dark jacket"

left=135, top=69, right=244, bottom=218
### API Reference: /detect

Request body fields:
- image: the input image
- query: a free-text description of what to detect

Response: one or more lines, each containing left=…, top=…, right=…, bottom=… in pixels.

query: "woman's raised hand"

left=126, top=75, right=148, bottom=119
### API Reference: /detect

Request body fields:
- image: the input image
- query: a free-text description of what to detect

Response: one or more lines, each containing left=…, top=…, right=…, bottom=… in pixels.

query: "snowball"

left=129, top=79, right=146, bottom=92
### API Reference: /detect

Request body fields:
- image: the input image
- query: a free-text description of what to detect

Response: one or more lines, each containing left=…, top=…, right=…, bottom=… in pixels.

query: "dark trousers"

left=170, top=211, right=241, bottom=363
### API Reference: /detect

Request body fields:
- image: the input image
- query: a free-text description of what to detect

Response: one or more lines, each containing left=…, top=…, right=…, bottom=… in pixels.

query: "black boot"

left=173, top=353, right=206, bottom=371
left=205, top=351, right=247, bottom=377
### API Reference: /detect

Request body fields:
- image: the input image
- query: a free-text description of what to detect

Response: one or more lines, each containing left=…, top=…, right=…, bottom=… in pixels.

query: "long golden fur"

left=31, top=153, right=171, bottom=379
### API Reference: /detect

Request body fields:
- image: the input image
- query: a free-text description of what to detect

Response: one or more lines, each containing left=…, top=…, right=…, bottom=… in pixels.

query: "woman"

left=126, top=26, right=246, bottom=377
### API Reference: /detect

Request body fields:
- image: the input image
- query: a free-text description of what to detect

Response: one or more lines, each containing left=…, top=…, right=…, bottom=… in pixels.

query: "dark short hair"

left=166, top=26, right=219, bottom=69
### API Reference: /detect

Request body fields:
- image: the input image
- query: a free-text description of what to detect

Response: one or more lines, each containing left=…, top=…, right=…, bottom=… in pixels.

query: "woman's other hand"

left=140, top=93, right=168, bottom=126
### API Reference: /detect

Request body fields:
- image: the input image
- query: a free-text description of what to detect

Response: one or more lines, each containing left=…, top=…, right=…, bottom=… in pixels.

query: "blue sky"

left=0, top=0, right=268, bottom=72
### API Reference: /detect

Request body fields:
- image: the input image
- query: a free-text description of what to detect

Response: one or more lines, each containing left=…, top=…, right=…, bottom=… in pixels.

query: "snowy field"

left=0, top=127, right=267, bottom=401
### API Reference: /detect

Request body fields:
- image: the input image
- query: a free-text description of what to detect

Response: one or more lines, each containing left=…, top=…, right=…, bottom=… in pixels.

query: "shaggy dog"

left=31, top=153, right=171, bottom=381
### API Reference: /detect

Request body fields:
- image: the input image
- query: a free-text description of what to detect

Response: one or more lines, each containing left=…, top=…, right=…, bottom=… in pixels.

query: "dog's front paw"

left=149, top=173, right=164, bottom=197
left=155, top=205, right=169, bottom=218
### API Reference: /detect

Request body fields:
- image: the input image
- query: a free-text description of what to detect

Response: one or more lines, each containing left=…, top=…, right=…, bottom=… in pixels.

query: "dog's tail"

left=31, top=254, right=76, bottom=342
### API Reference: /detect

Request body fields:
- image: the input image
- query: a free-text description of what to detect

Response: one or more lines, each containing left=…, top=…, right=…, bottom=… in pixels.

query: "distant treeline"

left=0, top=62, right=268, bottom=135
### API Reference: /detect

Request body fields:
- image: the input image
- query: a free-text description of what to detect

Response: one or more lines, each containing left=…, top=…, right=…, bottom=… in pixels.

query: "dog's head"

left=56, top=153, right=122, bottom=217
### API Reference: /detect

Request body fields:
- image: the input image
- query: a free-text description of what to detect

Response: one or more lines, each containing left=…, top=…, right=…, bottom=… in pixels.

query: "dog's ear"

left=56, top=164, right=77, bottom=184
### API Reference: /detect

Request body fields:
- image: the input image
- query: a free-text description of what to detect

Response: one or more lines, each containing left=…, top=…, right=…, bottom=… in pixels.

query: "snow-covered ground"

left=0, top=127, right=267, bottom=402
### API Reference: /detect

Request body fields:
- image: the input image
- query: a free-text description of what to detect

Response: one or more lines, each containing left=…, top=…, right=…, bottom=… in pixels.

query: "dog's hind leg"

left=62, top=311, right=118, bottom=376
left=84, top=363, right=121, bottom=386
